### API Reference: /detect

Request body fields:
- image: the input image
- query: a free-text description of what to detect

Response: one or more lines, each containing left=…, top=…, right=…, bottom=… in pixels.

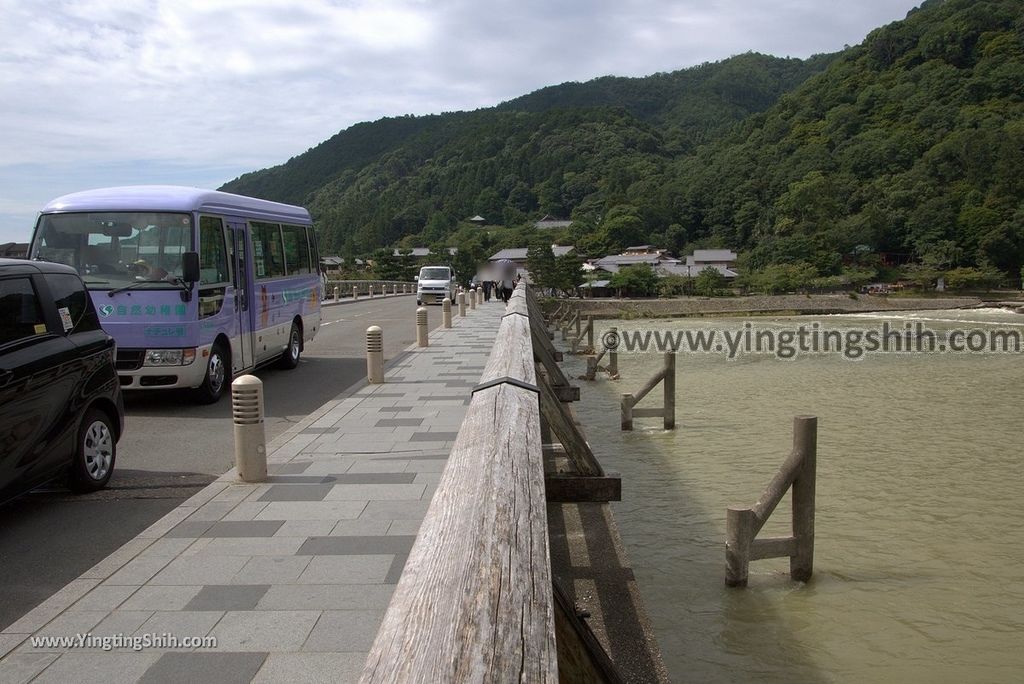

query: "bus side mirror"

left=182, top=252, right=200, bottom=283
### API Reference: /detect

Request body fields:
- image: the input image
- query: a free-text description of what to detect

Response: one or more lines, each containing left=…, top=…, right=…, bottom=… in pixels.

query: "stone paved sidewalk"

left=0, top=300, right=503, bottom=684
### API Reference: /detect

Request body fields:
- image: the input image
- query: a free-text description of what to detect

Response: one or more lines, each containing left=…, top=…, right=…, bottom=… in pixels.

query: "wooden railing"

left=620, top=352, right=676, bottom=430
left=360, top=284, right=558, bottom=683
left=725, top=416, right=817, bottom=588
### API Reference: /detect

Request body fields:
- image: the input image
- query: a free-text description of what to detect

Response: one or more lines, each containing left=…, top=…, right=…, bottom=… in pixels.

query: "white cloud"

left=0, top=0, right=919, bottom=242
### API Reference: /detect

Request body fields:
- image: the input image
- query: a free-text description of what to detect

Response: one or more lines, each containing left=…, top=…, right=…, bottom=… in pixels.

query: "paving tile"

left=297, top=556, right=394, bottom=584
left=273, top=520, right=337, bottom=538
left=374, top=418, right=423, bottom=427
left=32, top=652, right=161, bottom=684
left=253, top=652, right=364, bottom=684
left=140, top=652, right=267, bottom=684
left=256, top=584, right=394, bottom=611
left=148, top=555, right=251, bottom=586
left=323, top=484, right=425, bottom=501
left=409, top=431, right=459, bottom=441
left=296, top=536, right=415, bottom=557
left=185, top=585, right=270, bottom=612
left=255, top=501, right=366, bottom=521
left=164, top=520, right=215, bottom=538
left=90, top=610, right=154, bottom=638
left=0, top=652, right=58, bottom=684
left=134, top=610, right=223, bottom=639
left=201, top=520, right=285, bottom=537
left=105, top=555, right=174, bottom=586
left=257, top=484, right=334, bottom=502
left=119, top=586, right=204, bottom=611
left=325, top=473, right=416, bottom=485
left=327, top=520, right=391, bottom=536
left=71, top=584, right=139, bottom=612
left=301, top=610, right=384, bottom=652
left=269, top=461, right=313, bottom=474
left=200, top=537, right=305, bottom=556
left=208, top=611, right=320, bottom=652
left=360, top=500, right=431, bottom=520
left=229, top=556, right=312, bottom=585
left=0, top=634, right=26, bottom=659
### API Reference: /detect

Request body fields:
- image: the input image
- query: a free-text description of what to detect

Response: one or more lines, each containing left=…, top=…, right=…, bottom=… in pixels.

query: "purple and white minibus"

left=29, top=186, right=321, bottom=403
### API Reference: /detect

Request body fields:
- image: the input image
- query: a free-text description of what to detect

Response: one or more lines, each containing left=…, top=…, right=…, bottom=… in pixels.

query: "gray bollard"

left=442, top=297, right=452, bottom=328
left=457, top=292, right=467, bottom=317
left=232, top=375, right=267, bottom=482
left=416, top=307, right=428, bottom=347
left=366, top=326, right=384, bottom=383
left=353, top=285, right=358, bottom=301
left=469, top=288, right=477, bottom=309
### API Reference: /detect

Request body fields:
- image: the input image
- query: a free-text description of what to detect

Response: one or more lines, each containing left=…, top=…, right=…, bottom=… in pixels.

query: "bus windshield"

left=33, top=212, right=193, bottom=290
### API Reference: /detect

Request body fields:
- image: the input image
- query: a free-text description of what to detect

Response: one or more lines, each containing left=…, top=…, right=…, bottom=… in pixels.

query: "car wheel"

left=279, top=322, right=301, bottom=369
left=194, top=342, right=229, bottom=404
left=69, top=409, right=116, bottom=493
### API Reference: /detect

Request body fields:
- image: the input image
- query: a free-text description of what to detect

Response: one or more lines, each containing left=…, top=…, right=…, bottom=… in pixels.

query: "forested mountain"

left=220, top=52, right=832, bottom=254
left=221, top=0, right=1024, bottom=280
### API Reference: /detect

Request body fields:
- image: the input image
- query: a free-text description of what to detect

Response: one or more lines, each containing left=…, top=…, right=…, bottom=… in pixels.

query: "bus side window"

left=198, top=216, right=229, bottom=319
left=281, top=224, right=311, bottom=275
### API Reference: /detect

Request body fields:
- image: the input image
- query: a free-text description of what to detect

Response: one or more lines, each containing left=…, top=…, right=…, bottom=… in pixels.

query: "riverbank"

left=547, top=293, right=989, bottom=319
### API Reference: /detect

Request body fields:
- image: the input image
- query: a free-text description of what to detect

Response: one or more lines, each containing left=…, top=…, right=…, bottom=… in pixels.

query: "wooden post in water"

left=663, top=351, right=675, bottom=430
left=620, top=393, right=634, bottom=431
left=724, top=415, right=818, bottom=588
left=791, top=416, right=817, bottom=582
left=607, top=326, right=618, bottom=377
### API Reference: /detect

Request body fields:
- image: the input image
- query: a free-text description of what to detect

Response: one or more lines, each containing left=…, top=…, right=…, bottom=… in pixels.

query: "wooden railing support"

left=620, top=352, right=675, bottom=430
left=725, top=416, right=817, bottom=588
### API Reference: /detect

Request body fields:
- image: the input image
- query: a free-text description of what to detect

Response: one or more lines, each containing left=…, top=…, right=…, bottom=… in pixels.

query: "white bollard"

left=366, top=326, right=384, bottom=383
left=333, top=286, right=339, bottom=301
left=416, top=307, right=428, bottom=347
left=457, top=292, right=467, bottom=317
left=442, top=297, right=452, bottom=328
left=469, top=288, right=477, bottom=309
left=353, top=285, right=358, bottom=301
left=369, top=284, right=374, bottom=298
left=232, top=375, right=266, bottom=482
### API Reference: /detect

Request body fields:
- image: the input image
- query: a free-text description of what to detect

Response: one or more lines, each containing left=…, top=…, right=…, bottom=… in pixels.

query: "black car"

left=0, top=258, right=124, bottom=503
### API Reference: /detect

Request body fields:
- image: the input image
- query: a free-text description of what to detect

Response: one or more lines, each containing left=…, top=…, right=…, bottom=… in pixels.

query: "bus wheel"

left=279, top=322, right=301, bottom=370
left=195, top=343, right=229, bottom=404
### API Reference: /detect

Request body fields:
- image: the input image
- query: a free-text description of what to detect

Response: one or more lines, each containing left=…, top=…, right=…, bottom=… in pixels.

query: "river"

left=563, top=308, right=1023, bottom=683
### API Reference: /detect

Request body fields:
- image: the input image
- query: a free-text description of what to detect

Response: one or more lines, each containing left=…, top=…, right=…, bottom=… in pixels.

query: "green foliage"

left=609, top=264, right=660, bottom=297
left=220, top=0, right=1024, bottom=285
left=739, top=263, right=819, bottom=294
left=693, top=267, right=727, bottom=296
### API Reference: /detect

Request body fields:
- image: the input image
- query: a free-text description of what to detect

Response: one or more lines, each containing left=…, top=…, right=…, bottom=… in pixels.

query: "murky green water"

left=565, top=308, right=1024, bottom=683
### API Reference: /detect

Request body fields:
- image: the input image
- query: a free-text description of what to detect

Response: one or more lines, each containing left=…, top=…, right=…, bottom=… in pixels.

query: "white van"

left=415, top=265, right=457, bottom=305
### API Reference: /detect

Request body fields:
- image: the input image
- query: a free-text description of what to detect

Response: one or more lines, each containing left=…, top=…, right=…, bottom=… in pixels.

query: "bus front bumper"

left=116, top=345, right=211, bottom=390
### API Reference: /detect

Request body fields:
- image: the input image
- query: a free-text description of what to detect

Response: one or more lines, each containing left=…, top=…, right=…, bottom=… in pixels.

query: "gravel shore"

left=548, top=294, right=988, bottom=318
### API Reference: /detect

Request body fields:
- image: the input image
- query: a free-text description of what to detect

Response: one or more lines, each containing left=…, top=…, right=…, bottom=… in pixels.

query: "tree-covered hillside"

left=671, top=0, right=1024, bottom=278
left=220, top=52, right=833, bottom=255
left=221, top=0, right=1024, bottom=281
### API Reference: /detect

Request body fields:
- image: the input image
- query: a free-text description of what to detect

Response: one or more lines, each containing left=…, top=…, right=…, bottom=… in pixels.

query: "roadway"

left=0, top=293, right=432, bottom=630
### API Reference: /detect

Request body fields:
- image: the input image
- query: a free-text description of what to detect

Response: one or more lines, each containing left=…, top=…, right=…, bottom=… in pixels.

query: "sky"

left=0, top=0, right=922, bottom=244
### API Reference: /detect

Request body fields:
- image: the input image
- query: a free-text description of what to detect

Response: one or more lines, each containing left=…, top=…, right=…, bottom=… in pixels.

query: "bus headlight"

left=144, top=348, right=197, bottom=366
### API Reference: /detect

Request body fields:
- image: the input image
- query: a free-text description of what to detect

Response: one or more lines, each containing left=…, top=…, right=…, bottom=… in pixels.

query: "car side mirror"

left=182, top=251, right=200, bottom=283
left=413, top=275, right=419, bottom=281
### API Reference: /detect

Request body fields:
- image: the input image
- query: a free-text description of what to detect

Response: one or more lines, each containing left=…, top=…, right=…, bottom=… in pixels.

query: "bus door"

left=228, top=222, right=254, bottom=372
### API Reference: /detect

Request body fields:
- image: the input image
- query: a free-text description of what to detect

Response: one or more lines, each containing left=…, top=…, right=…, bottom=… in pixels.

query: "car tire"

left=194, top=342, right=230, bottom=404
left=279, top=322, right=301, bottom=369
left=69, top=408, right=116, bottom=493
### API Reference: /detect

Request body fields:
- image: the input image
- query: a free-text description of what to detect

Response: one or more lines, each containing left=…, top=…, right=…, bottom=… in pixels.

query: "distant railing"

left=725, top=416, right=817, bottom=588
left=325, top=280, right=414, bottom=299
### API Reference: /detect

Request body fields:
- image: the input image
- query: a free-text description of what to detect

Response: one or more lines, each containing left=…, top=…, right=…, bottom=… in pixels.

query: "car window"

left=43, top=273, right=101, bottom=334
left=0, top=277, right=47, bottom=346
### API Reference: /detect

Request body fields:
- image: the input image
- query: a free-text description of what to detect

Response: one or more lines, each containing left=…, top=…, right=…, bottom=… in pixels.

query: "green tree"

left=609, top=264, right=659, bottom=297
left=693, top=267, right=727, bottom=296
